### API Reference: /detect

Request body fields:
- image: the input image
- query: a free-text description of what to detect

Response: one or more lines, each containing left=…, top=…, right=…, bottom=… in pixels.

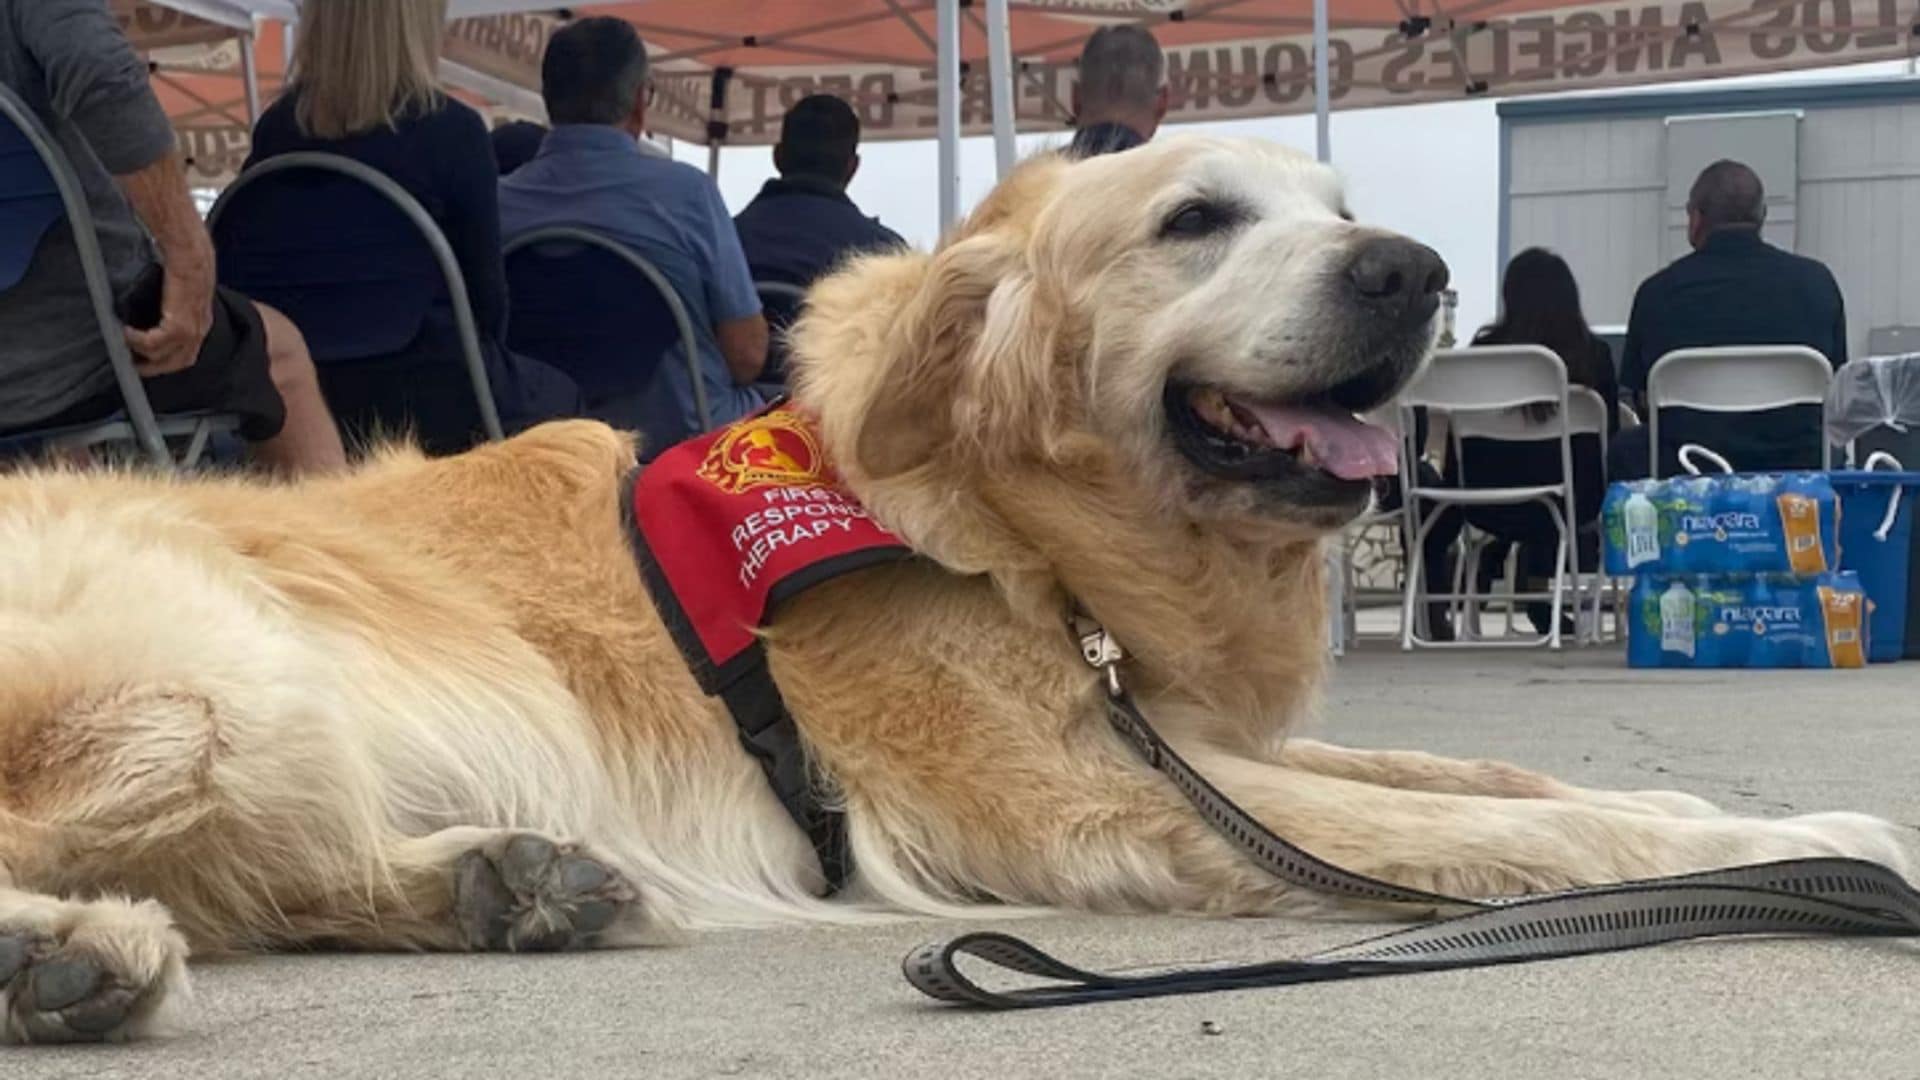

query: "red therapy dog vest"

left=626, top=403, right=911, bottom=892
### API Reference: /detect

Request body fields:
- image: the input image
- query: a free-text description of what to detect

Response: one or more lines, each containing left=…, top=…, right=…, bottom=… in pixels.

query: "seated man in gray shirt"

left=0, top=0, right=343, bottom=471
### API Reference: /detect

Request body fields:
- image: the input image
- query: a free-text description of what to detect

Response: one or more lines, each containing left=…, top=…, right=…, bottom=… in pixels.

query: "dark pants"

left=1608, top=425, right=1653, bottom=481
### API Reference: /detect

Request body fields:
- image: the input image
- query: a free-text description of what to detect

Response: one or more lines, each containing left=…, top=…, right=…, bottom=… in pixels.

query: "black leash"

left=900, top=618, right=1920, bottom=1009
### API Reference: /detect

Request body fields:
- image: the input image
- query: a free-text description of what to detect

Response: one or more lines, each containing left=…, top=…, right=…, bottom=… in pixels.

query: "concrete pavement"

left=16, top=644, right=1920, bottom=1079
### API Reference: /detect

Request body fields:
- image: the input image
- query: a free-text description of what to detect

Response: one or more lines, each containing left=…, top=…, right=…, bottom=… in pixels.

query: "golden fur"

left=0, top=138, right=1908, bottom=1044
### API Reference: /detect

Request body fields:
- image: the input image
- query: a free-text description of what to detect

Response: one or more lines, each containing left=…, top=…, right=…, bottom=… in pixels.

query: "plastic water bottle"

left=1659, top=580, right=1697, bottom=659
left=1623, top=489, right=1659, bottom=570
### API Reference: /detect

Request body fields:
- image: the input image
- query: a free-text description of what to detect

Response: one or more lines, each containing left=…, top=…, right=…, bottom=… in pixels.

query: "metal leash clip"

left=1071, top=611, right=1126, bottom=696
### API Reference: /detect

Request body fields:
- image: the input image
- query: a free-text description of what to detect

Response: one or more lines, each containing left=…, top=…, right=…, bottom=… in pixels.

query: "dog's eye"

left=1160, top=200, right=1242, bottom=240
left=1338, top=208, right=1356, bottom=223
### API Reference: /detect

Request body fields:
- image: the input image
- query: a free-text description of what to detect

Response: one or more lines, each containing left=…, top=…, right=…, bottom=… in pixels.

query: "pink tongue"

left=1234, top=401, right=1401, bottom=480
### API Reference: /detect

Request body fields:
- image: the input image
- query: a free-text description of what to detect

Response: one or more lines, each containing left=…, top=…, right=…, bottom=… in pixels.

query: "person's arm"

left=715, top=314, right=770, bottom=386
left=117, top=154, right=215, bottom=373
left=1620, top=281, right=1654, bottom=412
left=435, top=104, right=510, bottom=342
left=1594, top=339, right=1621, bottom=434
left=696, top=178, right=766, bottom=385
left=21, top=0, right=210, bottom=372
left=1828, top=274, right=1849, bottom=369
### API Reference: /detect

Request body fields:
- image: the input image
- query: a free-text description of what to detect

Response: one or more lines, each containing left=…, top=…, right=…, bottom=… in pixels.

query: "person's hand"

left=124, top=254, right=214, bottom=376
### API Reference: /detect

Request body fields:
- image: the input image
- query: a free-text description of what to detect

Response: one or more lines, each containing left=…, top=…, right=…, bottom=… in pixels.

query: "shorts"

left=24, top=285, right=287, bottom=442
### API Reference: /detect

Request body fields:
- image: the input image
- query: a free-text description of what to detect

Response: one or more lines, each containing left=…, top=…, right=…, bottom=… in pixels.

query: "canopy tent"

left=128, top=1, right=1920, bottom=207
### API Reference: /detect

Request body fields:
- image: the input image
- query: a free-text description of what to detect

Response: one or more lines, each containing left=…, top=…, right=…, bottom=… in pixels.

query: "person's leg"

left=1413, top=463, right=1460, bottom=642
left=252, top=302, right=347, bottom=474
left=1608, top=425, right=1651, bottom=481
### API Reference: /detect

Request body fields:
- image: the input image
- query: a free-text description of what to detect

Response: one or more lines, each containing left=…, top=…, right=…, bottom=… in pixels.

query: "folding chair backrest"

left=1400, top=346, right=1569, bottom=415
left=755, top=280, right=807, bottom=392
left=0, top=84, right=173, bottom=466
left=1648, top=346, right=1831, bottom=413
left=1450, top=386, right=1606, bottom=441
left=1647, top=345, right=1830, bottom=477
left=0, top=102, right=62, bottom=295
left=212, top=157, right=440, bottom=361
left=503, top=226, right=708, bottom=434
left=209, top=152, right=502, bottom=441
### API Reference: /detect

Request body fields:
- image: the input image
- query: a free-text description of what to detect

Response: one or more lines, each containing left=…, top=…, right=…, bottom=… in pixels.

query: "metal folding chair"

left=502, top=226, right=709, bottom=452
left=1646, top=346, right=1831, bottom=478
left=1398, top=346, right=1593, bottom=651
left=0, top=82, right=237, bottom=468
left=754, top=279, right=808, bottom=395
left=209, top=152, right=505, bottom=445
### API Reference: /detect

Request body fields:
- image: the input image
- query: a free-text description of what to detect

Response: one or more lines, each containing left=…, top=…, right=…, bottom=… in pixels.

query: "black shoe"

left=1525, top=602, right=1577, bottom=638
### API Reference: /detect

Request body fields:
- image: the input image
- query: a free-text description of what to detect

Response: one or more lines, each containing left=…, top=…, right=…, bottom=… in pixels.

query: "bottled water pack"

left=1626, top=572, right=1868, bottom=669
left=1603, top=474, right=1838, bottom=576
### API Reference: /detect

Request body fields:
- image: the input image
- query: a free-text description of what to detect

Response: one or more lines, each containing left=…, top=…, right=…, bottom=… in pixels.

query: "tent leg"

left=705, top=68, right=731, bottom=181
left=936, top=0, right=961, bottom=232
left=986, top=0, right=1016, bottom=180
left=1312, top=0, right=1330, bottom=162
left=240, top=29, right=261, bottom=125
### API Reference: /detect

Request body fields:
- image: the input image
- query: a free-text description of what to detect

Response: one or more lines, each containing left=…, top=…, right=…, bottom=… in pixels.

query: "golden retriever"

left=0, top=137, right=1907, bottom=1044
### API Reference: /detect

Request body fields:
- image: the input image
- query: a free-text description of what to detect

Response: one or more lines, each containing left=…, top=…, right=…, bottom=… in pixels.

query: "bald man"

left=1612, top=159, right=1847, bottom=478
left=1068, top=25, right=1167, bottom=158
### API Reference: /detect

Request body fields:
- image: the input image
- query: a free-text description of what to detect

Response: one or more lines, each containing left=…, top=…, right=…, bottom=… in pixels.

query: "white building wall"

left=1504, top=93, right=1920, bottom=361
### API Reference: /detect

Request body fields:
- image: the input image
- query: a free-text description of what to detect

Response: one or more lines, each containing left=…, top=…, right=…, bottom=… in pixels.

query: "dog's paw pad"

left=1, top=933, right=160, bottom=1044
left=453, top=833, right=637, bottom=953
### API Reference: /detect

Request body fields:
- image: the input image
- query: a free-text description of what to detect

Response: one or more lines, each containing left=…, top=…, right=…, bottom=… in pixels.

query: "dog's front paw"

left=453, top=833, right=638, bottom=952
left=0, top=897, right=188, bottom=1044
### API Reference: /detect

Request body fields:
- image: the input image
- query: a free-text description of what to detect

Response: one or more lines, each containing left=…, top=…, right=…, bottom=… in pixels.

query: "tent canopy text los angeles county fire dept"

left=122, top=1, right=1918, bottom=188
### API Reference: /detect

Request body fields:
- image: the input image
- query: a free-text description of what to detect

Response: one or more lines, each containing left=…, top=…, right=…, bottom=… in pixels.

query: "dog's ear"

left=851, top=229, right=1053, bottom=479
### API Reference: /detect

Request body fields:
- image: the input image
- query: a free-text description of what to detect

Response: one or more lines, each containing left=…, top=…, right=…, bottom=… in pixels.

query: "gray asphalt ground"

left=16, top=642, right=1920, bottom=1079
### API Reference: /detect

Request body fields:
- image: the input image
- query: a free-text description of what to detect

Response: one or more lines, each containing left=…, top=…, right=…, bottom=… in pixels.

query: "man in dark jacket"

left=1611, top=159, right=1847, bottom=478
left=732, top=94, right=902, bottom=290
left=732, top=95, right=902, bottom=389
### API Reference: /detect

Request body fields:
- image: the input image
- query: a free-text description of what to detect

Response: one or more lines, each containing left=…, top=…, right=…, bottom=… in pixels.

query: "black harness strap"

left=901, top=620, right=1920, bottom=1009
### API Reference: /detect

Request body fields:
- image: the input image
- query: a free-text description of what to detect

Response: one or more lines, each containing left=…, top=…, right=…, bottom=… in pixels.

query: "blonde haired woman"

left=242, top=0, right=577, bottom=454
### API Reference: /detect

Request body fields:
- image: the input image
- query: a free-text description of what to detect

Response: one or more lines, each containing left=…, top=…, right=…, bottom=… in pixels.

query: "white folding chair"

left=1447, top=386, right=1613, bottom=645
left=1398, top=346, right=1589, bottom=651
left=1646, top=346, right=1832, bottom=478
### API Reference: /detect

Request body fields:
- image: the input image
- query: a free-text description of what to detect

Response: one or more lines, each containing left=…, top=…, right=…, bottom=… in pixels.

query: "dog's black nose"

left=1345, top=238, right=1449, bottom=328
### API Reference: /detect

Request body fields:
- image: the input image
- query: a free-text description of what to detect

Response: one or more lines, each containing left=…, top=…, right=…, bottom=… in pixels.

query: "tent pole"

left=1312, top=0, right=1330, bottom=162
left=240, top=28, right=261, bottom=125
left=706, top=67, right=732, bottom=181
left=986, top=0, right=1016, bottom=180
left=936, top=0, right=961, bottom=232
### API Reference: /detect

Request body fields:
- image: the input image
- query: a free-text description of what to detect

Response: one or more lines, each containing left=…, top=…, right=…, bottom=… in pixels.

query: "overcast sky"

left=697, top=61, right=1913, bottom=339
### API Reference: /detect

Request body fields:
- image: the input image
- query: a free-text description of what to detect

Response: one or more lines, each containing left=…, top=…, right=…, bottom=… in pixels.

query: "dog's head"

left=794, top=135, right=1445, bottom=552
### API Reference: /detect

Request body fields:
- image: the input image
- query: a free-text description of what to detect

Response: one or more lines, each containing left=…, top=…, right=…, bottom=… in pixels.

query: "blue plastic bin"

left=1832, top=469, right=1920, bottom=662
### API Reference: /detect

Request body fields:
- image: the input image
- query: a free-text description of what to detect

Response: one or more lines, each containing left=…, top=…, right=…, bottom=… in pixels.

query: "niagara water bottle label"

left=1624, top=490, right=1660, bottom=569
left=1659, top=580, right=1696, bottom=658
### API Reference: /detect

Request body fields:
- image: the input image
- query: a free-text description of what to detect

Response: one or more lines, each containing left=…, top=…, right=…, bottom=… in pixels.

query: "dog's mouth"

left=1164, top=380, right=1399, bottom=500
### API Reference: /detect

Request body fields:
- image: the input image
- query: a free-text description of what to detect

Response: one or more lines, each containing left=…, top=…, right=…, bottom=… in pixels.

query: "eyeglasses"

left=645, top=81, right=657, bottom=107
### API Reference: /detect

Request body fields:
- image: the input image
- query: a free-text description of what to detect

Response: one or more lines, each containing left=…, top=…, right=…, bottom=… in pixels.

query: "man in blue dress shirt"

left=499, top=16, right=766, bottom=457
